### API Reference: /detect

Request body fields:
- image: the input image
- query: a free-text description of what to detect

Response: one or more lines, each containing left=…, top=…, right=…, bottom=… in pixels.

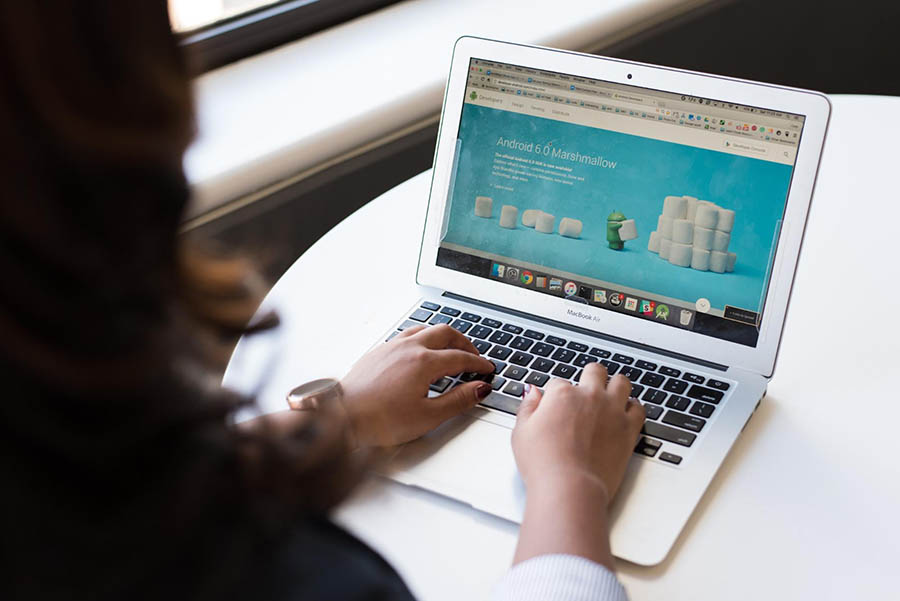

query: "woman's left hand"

left=339, top=324, right=495, bottom=447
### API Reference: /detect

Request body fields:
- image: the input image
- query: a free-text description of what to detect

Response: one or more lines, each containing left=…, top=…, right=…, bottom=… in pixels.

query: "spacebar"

left=642, top=422, right=697, bottom=447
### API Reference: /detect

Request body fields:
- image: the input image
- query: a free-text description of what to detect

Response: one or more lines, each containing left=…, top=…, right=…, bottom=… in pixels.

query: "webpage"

left=436, top=59, right=805, bottom=347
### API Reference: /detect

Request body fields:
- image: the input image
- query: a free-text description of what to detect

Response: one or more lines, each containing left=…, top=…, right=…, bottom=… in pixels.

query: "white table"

left=224, top=95, right=900, bottom=600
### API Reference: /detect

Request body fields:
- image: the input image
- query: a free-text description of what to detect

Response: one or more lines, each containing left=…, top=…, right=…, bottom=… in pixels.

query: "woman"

left=0, top=3, right=644, bottom=600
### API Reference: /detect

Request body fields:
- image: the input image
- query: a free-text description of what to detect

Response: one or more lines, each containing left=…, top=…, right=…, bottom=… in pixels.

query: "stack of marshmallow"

left=475, top=196, right=583, bottom=238
left=647, top=196, right=736, bottom=273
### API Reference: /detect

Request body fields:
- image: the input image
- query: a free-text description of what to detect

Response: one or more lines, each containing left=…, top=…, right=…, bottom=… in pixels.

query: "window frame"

left=178, top=0, right=402, bottom=73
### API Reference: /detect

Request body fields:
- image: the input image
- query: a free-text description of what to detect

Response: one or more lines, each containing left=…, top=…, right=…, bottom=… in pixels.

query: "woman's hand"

left=339, top=324, right=495, bottom=448
left=510, top=362, right=645, bottom=569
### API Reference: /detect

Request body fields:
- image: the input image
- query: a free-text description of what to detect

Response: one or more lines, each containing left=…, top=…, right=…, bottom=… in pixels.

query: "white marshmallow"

left=672, top=219, right=694, bottom=244
left=668, top=242, right=692, bottom=267
left=522, top=209, right=541, bottom=227
left=474, top=196, right=493, bottom=218
left=659, top=238, right=672, bottom=260
left=499, top=205, right=518, bottom=229
left=618, top=219, right=638, bottom=241
left=710, top=250, right=728, bottom=273
left=712, top=230, right=731, bottom=252
left=695, top=204, right=719, bottom=229
left=683, top=196, right=699, bottom=221
left=691, top=248, right=710, bottom=271
left=535, top=211, right=555, bottom=233
left=648, top=231, right=660, bottom=253
left=727, top=252, right=737, bottom=272
left=558, top=217, right=583, bottom=238
left=663, top=195, right=687, bottom=219
left=658, top=215, right=674, bottom=240
left=717, top=208, right=735, bottom=233
left=693, top=226, right=714, bottom=250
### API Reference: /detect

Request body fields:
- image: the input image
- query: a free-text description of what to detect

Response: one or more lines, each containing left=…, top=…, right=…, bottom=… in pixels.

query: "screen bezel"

left=417, top=36, right=830, bottom=377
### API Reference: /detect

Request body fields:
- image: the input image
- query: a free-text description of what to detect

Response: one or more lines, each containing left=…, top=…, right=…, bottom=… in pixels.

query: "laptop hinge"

left=443, top=292, right=729, bottom=372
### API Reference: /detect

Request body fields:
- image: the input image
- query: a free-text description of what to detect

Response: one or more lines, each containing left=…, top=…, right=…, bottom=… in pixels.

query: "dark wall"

left=188, top=0, right=900, bottom=283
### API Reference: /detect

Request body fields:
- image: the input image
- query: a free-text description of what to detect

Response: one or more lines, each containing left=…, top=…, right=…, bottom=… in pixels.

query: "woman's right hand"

left=510, top=362, right=645, bottom=568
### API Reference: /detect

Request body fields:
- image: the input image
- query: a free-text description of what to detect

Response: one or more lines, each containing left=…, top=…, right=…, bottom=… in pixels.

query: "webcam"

left=627, top=73, right=633, bottom=79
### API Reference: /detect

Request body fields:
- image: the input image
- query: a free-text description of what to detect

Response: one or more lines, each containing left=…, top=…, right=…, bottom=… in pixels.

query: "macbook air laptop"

left=376, top=36, right=830, bottom=566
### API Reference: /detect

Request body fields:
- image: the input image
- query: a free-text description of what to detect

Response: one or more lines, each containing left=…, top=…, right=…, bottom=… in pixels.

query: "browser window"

left=436, top=58, right=806, bottom=347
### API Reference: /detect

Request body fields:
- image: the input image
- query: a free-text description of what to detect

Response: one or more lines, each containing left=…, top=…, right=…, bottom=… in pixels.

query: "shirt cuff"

left=494, top=554, right=628, bottom=601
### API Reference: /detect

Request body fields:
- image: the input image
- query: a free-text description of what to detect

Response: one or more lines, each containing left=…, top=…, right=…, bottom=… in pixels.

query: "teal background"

left=442, top=104, right=794, bottom=312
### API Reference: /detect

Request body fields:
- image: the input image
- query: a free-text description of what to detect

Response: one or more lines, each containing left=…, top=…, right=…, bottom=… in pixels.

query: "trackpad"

left=382, top=411, right=526, bottom=523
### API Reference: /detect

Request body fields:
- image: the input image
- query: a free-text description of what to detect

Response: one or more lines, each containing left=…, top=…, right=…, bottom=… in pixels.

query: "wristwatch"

left=286, top=378, right=344, bottom=411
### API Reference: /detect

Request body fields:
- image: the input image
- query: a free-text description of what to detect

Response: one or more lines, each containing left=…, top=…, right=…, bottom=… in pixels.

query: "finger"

left=578, top=362, right=608, bottom=394
left=414, top=324, right=479, bottom=354
left=395, top=325, right=426, bottom=339
left=543, top=377, right=571, bottom=394
left=429, top=381, right=492, bottom=424
left=606, top=374, right=631, bottom=407
left=428, top=348, right=494, bottom=376
left=517, top=383, right=543, bottom=421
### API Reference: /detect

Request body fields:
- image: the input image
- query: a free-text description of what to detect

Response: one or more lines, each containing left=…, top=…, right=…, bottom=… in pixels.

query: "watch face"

left=287, top=378, right=340, bottom=408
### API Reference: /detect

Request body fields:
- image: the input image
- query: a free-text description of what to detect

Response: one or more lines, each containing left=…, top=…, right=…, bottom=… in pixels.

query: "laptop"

left=376, top=37, right=830, bottom=566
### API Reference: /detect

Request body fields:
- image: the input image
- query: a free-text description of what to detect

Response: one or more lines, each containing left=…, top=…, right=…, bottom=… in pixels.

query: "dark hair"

left=0, top=3, right=357, bottom=598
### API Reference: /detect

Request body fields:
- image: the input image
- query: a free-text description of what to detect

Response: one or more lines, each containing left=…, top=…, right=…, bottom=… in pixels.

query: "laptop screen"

left=435, top=58, right=806, bottom=347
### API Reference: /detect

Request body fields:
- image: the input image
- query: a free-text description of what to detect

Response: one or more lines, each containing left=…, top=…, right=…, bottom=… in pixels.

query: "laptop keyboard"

left=385, top=300, right=733, bottom=467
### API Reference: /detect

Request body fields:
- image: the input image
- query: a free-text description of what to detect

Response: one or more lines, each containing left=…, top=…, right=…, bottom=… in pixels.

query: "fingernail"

left=476, top=383, right=492, bottom=399
left=524, top=383, right=532, bottom=394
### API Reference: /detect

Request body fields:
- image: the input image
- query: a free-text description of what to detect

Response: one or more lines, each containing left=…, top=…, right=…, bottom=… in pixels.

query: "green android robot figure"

left=606, top=210, right=627, bottom=250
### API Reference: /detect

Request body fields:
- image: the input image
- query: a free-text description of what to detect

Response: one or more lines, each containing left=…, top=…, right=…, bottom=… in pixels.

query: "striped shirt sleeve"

left=494, top=554, right=628, bottom=601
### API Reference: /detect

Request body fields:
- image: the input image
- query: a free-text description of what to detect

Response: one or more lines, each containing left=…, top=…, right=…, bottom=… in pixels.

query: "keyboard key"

left=659, top=366, right=681, bottom=377
left=659, top=452, right=683, bottom=465
left=440, top=307, right=461, bottom=317
left=481, top=393, right=521, bottom=415
left=642, top=422, right=696, bottom=447
left=531, top=358, right=555, bottom=373
left=573, top=370, right=582, bottom=383
left=663, top=379, right=688, bottom=394
left=689, top=401, right=715, bottom=418
left=551, top=348, right=576, bottom=363
left=640, top=373, right=665, bottom=388
left=461, top=371, right=492, bottom=383
left=451, top=319, right=473, bottom=334
left=510, top=336, right=534, bottom=351
left=504, top=365, right=528, bottom=381
left=385, top=331, right=400, bottom=342
left=574, top=353, right=598, bottom=368
left=482, top=318, right=502, bottom=328
left=488, top=331, right=513, bottom=345
left=589, top=347, right=611, bottom=358
left=643, top=404, right=663, bottom=420
left=600, top=360, right=620, bottom=375
left=635, top=437, right=662, bottom=457
left=567, top=341, right=589, bottom=352
left=524, top=372, right=550, bottom=387
left=546, top=335, right=567, bottom=346
left=398, top=319, right=420, bottom=330
left=488, top=346, right=512, bottom=360
left=523, top=329, right=545, bottom=340
left=686, top=384, right=724, bottom=404
left=489, top=359, right=507, bottom=374
left=531, top=342, right=554, bottom=357
left=662, top=411, right=706, bottom=433
left=612, top=353, right=634, bottom=365
left=429, top=314, right=452, bottom=325
left=665, top=396, right=690, bottom=411
left=469, top=325, right=492, bottom=339
left=682, top=372, right=705, bottom=384
left=502, top=324, right=523, bottom=335
left=509, top=351, right=534, bottom=367
left=409, top=308, right=433, bottom=322
left=491, top=376, right=507, bottom=391
left=461, top=312, right=481, bottom=322
left=636, top=360, right=657, bottom=370
left=429, top=377, right=452, bottom=392
left=620, top=366, right=643, bottom=381
left=551, top=364, right=577, bottom=379
left=642, top=389, right=667, bottom=404
left=630, top=383, right=645, bottom=398
left=503, top=381, right=525, bottom=397
left=707, top=379, right=730, bottom=391
left=473, top=340, right=491, bottom=354
left=420, top=301, right=440, bottom=311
